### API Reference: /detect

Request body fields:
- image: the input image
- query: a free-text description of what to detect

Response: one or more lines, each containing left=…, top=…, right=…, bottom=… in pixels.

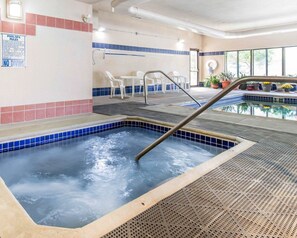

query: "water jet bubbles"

left=0, top=127, right=224, bottom=228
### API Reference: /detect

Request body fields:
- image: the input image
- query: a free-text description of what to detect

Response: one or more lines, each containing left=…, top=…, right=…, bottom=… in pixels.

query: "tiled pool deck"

left=93, top=89, right=297, bottom=238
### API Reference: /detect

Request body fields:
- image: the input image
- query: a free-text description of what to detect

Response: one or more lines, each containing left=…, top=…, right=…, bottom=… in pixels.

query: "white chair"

left=105, top=71, right=126, bottom=99
left=136, top=71, right=156, bottom=95
left=172, top=71, right=190, bottom=91
left=168, top=71, right=181, bottom=92
left=151, top=73, right=169, bottom=93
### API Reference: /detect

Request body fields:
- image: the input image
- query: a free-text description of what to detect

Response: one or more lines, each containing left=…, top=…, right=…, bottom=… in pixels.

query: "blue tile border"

left=92, top=43, right=226, bottom=57
left=199, top=51, right=225, bottom=56
left=127, top=121, right=237, bottom=149
left=92, top=42, right=189, bottom=56
left=0, top=120, right=237, bottom=154
left=244, top=95, right=297, bottom=104
left=284, top=98, right=297, bottom=104
left=93, top=84, right=175, bottom=97
left=244, top=95, right=274, bottom=103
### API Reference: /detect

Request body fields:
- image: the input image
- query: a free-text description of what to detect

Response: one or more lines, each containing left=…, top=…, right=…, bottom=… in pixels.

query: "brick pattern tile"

left=0, top=99, right=93, bottom=124
left=0, top=13, right=93, bottom=37
left=26, top=13, right=93, bottom=33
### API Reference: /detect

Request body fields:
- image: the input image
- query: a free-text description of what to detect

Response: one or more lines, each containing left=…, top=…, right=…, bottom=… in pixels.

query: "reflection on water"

left=0, top=127, right=224, bottom=228
left=216, top=101, right=297, bottom=120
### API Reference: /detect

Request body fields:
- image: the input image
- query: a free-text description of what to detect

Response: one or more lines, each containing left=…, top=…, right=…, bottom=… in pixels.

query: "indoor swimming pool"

left=0, top=123, right=227, bottom=228
left=182, top=94, right=297, bottom=121
left=215, top=101, right=297, bottom=120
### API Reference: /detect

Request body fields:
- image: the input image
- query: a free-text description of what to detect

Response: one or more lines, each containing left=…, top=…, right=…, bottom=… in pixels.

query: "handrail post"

left=136, top=76, right=297, bottom=161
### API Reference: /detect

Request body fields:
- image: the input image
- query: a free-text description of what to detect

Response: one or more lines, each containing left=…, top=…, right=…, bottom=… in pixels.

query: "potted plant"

left=204, top=78, right=211, bottom=88
left=218, top=72, right=235, bottom=89
left=281, top=83, right=293, bottom=92
left=207, top=75, right=220, bottom=89
left=262, top=82, right=272, bottom=92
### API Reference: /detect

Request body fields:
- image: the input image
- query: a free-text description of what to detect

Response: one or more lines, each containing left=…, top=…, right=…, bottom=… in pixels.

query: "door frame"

left=189, top=48, right=199, bottom=87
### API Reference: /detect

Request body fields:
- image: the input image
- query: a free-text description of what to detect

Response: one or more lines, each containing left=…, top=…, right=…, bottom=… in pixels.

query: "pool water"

left=215, top=101, right=297, bottom=120
left=0, top=127, right=224, bottom=228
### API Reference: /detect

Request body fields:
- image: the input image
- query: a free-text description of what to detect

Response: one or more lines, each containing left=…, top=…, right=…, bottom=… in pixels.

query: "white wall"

left=0, top=0, right=92, bottom=107
left=92, top=10, right=202, bottom=88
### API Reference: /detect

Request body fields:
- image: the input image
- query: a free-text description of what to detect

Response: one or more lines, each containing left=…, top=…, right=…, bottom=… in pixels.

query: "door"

left=190, top=49, right=199, bottom=86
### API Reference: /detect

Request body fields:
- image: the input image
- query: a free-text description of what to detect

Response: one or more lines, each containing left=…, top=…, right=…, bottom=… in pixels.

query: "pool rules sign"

left=2, top=34, right=26, bottom=68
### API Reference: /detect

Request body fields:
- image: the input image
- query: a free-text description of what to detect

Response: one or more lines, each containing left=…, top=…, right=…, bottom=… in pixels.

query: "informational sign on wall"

left=2, top=34, right=26, bottom=68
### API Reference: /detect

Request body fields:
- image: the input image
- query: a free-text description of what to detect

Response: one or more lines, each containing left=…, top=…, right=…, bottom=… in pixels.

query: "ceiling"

left=76, top=0, right=297, bottom=38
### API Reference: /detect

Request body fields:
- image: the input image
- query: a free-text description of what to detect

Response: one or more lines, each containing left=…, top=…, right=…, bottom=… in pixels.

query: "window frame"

left=225, top=46, right=288, bottom=77
left=238, top=50, right=252, bottom=77
left=283, top=46, right=297, bottom=76
left=225, top=51, right=238, bottom=78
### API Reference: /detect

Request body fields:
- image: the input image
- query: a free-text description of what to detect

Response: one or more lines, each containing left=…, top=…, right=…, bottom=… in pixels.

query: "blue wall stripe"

left=92, top=43, right=225, bottom=57
left=199, top=51, right=225, bottom=56
left=92, top=42, right=190, bottom=56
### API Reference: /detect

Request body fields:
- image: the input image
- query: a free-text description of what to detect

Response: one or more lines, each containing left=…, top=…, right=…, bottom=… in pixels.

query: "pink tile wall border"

left=26, top=13, right=93, bottom=33
left=1, top=21, right=36, bottom=35
left=0, top=99, right=93, bottom=125
left=0, top=13, right=93, bottom=36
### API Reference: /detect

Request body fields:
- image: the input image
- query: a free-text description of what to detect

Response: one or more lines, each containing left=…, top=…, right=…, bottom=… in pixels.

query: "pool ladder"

left=136, top=76, right=297, bottom=161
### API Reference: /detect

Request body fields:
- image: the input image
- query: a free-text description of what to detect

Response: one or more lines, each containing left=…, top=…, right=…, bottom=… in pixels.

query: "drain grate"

left=102, top=138, right=297, bottom=238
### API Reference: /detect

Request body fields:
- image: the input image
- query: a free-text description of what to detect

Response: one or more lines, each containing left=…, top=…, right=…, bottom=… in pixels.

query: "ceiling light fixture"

left=7, top=0, right=22, bottom=20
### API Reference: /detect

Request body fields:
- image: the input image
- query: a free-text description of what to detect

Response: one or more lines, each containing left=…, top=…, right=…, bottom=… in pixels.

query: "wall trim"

left=93, top=42, right=190, bottom=55
left=0, top=99, right=93, bottom=125
left=93, top=85, right=178, bottom=97
left=0, top=13, right=93, bottom=36
left=199, top=51, right=225, bottom=56
left=26, top=13, right=93, bottom=33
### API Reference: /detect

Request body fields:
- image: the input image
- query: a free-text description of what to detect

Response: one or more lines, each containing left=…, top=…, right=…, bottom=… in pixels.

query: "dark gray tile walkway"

left=93, top=101, right=297, bottom=238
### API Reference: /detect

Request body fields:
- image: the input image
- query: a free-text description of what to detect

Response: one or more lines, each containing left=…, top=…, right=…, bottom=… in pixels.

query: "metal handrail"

left=136, top=76, right=297, bottom=161
left=143, top=70, right=201, bottom=107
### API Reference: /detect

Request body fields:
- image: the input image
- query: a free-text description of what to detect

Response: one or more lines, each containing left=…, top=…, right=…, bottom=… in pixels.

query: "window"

left=226, top=51, right=238, bottom=77
left=268, top=48, right=282, bottom=76
left=225, top=45, right=297, bottom=77
left=253, top=49, right=266, bottom=76
left=285, top=47, right=297, bottom=76
left=238, top=50, right=251, bottom=76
